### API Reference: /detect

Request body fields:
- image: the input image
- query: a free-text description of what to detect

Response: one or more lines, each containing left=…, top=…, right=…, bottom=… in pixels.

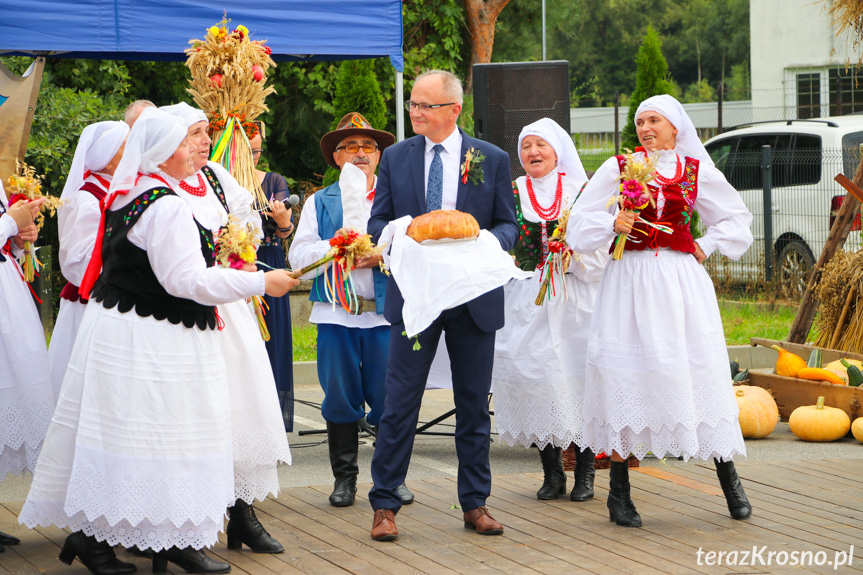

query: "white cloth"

left=60, top=121, right=128, bottom=201
left=170, top=168, right=291, bottom=503
left=423, top=128, right=462, bottom=211
left=0, top=190, right=54, bottom=479
left=568, top=152, right=753, bottom=462
left=379, top=216, right=531, bottom=337
left=636, top=94, right=714, bottom=167
left=288, top=185, right=388, bottom=329
left=160, top=102, right=208, bottom=127
left=49, top=174, right=110, bottom=399
left=19, top=172, right=265, bottom=550
left=492, top=175, right=609, bottom=448
left=340, top=163, right=370, bottom=231
left=517, top=118, right=588, bottom=182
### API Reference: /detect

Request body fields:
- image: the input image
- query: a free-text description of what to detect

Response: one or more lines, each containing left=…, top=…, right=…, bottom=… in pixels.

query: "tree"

left=620, top=25, right=676, bottom=151
left=464, top=0, right=511, bottom=93
left=320, top=59, right=388, bottom=187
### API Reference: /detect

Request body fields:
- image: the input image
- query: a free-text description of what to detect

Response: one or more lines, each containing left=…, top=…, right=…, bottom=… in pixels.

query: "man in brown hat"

left=289, top=113, right=413, bottom=507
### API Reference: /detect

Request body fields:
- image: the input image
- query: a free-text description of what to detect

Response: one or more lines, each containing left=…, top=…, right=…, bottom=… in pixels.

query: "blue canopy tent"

left=0, top=0, right=406, bottom=170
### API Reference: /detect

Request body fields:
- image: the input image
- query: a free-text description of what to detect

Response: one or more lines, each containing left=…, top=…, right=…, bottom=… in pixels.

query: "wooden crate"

left=746, top=371, right=861, bottom=422
left=746, top=338, right=863, bottom=421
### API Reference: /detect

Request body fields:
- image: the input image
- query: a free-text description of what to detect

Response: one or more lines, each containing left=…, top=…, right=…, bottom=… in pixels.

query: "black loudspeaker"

left=473, top=61, right=570, bottom=179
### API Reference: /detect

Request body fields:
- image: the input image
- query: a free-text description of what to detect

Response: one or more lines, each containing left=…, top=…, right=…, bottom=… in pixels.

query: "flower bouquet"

left=609, top=152, right=659, bottom=260
left=186, top=16, right=276, bottom=209
left=535, top=206, right=582, bottom=306
left=290, top=228, right=382, bottom=314
left=6, top=161, right=63, bottom=282
left=215, top=214, right=270, bottom=340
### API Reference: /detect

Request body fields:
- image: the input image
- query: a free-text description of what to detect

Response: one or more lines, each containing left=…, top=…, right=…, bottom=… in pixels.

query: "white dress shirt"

left=288, top=176, right=389, bottom=329
left=423, top=127, right=463, bottom=211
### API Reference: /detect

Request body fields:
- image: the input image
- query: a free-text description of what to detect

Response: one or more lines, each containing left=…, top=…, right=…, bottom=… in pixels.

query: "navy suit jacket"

left=368, top=129, right=519, bottom=333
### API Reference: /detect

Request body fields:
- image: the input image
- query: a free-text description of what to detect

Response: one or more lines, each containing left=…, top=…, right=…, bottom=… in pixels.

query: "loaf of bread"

left=406, top=210, right=480, bottom=242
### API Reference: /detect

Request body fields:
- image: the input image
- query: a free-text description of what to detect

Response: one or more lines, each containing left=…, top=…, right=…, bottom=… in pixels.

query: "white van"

left=703, top=116, right=863, bottom=297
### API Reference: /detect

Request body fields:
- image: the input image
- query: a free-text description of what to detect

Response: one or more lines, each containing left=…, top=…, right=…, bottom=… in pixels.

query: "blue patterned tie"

left=426, top=144, right=444, bottom=212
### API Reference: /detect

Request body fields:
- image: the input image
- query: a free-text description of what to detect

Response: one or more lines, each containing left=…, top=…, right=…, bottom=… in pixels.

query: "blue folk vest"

left=310, top=182, right=386, bottom=314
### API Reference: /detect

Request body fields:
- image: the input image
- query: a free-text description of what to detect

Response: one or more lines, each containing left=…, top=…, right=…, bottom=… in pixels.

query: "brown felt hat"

left=320, top=112, right=395, bottom=169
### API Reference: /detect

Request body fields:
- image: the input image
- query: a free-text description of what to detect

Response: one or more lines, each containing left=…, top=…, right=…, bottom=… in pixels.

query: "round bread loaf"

left=407, top=210, right=480, bottom=242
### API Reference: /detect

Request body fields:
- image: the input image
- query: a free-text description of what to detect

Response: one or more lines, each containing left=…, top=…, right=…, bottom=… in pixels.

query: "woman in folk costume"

left=492, top=118, right=609, bottom=502
left=0, top=187, right=51, bottom=553
left=569, top=94, right=753, bottom=528
left=18, top=108, right=298, bottom=575
left=161, top=102, right=291, bottom=555
left=48, top=120, right=128, bottom=399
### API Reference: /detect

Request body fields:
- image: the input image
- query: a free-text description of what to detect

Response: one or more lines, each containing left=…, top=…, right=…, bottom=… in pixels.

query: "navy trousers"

left=368, top=304, right=495, bottom=513
left=317, top=323, right=389, bottom=426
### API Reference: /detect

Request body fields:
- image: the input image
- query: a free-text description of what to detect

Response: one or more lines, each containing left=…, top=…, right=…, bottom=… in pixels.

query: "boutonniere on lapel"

left=460, top=147, right=486, bottom=185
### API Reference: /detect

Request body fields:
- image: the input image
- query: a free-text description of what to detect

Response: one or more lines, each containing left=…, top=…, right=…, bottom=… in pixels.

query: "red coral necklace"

left=179, top=173, right=207, bottom=196
left=525, top=172, right=564, bottom=221
left=653, top=154, right=684, bottom=187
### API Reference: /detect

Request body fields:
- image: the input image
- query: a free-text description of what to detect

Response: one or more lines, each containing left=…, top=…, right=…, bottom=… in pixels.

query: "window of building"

left=797, top=73, right=821, bottom=119
left=829, top=67, right=863, bottom=116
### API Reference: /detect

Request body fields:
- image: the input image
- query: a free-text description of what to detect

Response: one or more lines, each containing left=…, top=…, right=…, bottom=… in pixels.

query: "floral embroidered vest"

left=511, top=181, right=560, bottom=271
left=615, top=154, right=698, bottom=254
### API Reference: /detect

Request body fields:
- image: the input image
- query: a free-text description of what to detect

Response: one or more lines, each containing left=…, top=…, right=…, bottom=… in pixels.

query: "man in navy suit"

left=366, top=70, right=518, bottom=541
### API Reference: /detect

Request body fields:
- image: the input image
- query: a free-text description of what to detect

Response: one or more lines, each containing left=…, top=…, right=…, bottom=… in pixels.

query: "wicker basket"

left=562, top=443, right=640, bottom=472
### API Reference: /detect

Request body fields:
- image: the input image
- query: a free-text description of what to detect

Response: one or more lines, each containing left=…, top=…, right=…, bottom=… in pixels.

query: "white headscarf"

left=108, top=108, right=188, bottom=195
left=60, top=121, right=129, bottom=201
left=517, top=118, right=588, bottom=182
left=160, top=102, right=208, bottom=128
left=635, top=94, right=714, bottom=167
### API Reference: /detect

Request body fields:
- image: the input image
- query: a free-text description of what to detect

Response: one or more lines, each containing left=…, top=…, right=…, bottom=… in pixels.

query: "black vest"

left=90, top=187, right=219, bottom=330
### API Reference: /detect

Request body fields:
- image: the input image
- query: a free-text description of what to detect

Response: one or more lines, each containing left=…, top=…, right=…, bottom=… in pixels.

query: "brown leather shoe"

left=463, top=506, right=504, bottom=535
left=370, top=509, right=398, bottom=541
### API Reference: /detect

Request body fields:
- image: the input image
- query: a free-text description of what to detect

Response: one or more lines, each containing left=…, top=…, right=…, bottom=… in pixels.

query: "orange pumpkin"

left=789, top=396, right=851, bottom=442
left=796, top=367, right=847, bottom=386
left=734, top=385, right=779, bottom=439
left=771, top=345, right=807, bottom=377
left=852, top=418, right=863, bottom=444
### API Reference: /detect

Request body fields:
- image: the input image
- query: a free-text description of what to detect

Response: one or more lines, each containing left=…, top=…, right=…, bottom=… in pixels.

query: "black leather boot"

left=570, top=446, right=596, bottom=501
left=536, top=444, right=566, bottom=500
left=226, top=499, right=284, bottom=553
left=714, top=458, right=752, bottom=520
left=327, top=420, right=359, bottom=507
left=58, top=531, right=137, bottom=575
left=0, top=531, right=20, bottom=546
left=607, top=461, right=642, bottom=527
left=152, top=547, right=230, bottom=574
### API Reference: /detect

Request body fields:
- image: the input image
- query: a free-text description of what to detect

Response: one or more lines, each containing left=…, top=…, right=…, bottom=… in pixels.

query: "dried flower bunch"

left=186, top=16, right=276, bottom=208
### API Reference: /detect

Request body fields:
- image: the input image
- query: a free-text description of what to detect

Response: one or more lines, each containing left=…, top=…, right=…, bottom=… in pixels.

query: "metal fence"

left=700, top=146, right=863, bottom=299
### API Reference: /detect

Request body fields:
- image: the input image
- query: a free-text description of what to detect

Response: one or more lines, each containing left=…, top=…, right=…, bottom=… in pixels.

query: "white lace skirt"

left=581, top=250, right=745, bottom=462
left=0, top=257, right=54, bottom=479
left=47, top=297, right=87, bottom=401
left=219, top=299, right=291, bottom=504
left=19, top=303, right=235, bottom=551
left=492, top=271, right=599, bottom=449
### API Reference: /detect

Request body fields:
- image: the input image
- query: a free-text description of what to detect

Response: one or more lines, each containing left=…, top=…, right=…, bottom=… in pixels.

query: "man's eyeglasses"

left=251, top=149, right=262, bottom=157
left=335, top=143, right=379, bottom=154
left=405, top=101, right=456, bottom=112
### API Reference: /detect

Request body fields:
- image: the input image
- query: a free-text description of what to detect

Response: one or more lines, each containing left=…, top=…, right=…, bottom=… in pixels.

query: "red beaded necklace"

left=179, top=173, right=207, bottom=196
left=525, top=172, right=565, bottom=221
left=653, top=153, right=684, bottom=187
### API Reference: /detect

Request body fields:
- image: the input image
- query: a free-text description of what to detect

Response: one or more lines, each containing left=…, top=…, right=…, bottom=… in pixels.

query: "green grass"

left=292, top=301, right=804, bottom=361
left=292, top=324, right=317, bottom=362
left=719, top=301, right=801, bottom=345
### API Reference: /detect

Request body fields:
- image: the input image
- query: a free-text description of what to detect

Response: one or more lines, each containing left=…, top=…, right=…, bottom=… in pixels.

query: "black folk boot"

left=226, top=499, right=285, bottom=553
left=536, top=444, right=566, bottom=500
left=607, top=460, right=642, bottom=527
left=714, top=458, right=752, bottom=520
left=152, top=547, right=230, bottom=574
left=327, top=420, right=359, bottom=507
left=58, top=531, right=137, bottom=575
left=570, top=446, right=596, bottom=501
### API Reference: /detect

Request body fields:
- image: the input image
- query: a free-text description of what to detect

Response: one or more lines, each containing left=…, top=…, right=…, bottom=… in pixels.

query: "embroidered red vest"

left=615, top=154, right=699, bottom=254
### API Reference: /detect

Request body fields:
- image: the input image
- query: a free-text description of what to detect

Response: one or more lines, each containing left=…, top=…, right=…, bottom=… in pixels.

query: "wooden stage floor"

left=1, top=458, right=861, bottom=575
